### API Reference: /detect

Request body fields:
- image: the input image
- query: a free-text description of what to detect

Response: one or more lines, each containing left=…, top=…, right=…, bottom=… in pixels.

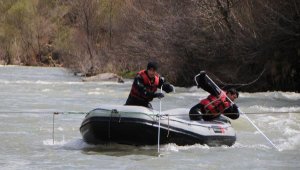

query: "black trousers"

left=125, top=95, right=153, bottom=109
left=189, top=103, right=239, bottom=121
left=189, top=103, right=219, bottom=121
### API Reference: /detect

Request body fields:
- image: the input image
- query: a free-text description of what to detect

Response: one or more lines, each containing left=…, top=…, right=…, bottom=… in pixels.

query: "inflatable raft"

left=80, top=105, right=236, bottom=146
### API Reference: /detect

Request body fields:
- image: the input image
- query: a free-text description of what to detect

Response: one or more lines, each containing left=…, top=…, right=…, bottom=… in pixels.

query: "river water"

left=0, top=65, right=299, bottom=170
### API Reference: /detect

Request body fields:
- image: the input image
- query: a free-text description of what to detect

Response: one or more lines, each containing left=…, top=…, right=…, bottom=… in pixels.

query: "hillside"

left=0, top=0, right=299, bottom=92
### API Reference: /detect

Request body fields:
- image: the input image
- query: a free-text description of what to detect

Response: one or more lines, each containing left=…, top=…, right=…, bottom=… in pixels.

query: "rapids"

left=0, top=65, right=299, bottom=169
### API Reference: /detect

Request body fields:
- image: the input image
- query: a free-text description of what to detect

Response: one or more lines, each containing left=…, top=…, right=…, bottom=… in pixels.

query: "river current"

left=0, top=65, right=299, bottom=169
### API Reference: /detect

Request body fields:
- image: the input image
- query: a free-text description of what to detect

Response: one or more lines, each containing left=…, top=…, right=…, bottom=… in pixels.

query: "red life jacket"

left=129, top=70, right=159, bottom=101
left=200, top=91, right=231, bottom=115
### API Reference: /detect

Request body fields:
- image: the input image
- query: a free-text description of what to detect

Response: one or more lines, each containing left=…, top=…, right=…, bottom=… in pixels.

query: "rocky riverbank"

left=0, top=0, right=299, bottom=92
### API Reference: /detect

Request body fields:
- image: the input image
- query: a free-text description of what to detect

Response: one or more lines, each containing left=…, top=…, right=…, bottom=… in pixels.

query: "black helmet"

left=147, top=61, right=158, bottom=71
left=227, top=88, right=239, bottom=98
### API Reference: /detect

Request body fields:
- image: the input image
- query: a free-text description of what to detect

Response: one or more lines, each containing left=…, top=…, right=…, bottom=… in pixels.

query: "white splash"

left=277, top=134, right=300, bottom=151
left=57, top=127, right=64, bottom=131
left=0, top=80, right=83, bottom=85
left=88, top=91, right=104, bottom=95
left=43, top=138, right=67, bottom=146
left=240, top=91, right=300, bottom=100
left=62, top=139, right=98, bottom=150
left=248, top=113, right=300, bottom=151
left=232, top=142, right=271, bottom=150
left=249, top=105, right=300, bottom=113
left=42, top=89, right=51, bottom=92
left=161, top=143, right=211, bottom=152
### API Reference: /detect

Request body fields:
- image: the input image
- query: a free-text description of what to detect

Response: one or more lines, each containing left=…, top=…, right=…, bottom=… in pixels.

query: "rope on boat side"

left=159, top=112, right=299, bottom=116
left=0, top=111, right=298, bottom=115
left=0, top=111, right=88, bottom=115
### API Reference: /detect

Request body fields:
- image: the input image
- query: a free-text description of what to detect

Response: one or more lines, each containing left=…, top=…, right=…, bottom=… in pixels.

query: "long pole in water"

left=52, top=112, right=60, bottom=145
left=53, top=113, right=55, bottom=145
left=157, top=85, right=163, bottom=153
left=205, top=75, right=280, bottom=151
left=157, top=84, right=175, bottom=154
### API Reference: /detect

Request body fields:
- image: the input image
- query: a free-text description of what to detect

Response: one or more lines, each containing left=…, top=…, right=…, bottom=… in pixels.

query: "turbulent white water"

left=0, top=65, right=300, bottom=169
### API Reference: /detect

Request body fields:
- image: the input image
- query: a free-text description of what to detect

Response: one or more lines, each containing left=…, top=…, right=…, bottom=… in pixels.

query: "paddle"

left=194, top=71, right=280, bottom=151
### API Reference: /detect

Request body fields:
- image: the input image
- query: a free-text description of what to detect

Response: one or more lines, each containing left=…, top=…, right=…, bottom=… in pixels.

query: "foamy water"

left=0, top=66, right=300, bottom=169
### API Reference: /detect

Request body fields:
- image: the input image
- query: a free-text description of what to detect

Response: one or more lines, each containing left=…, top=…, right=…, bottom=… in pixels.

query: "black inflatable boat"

left=80, top=105, right=236, bottom=146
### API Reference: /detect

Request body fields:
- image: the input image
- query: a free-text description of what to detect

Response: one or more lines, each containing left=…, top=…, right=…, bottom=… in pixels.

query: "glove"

left=154, top=92, right=164, bottom=99
left=232, top=104, right=239, bottom=113
left=162, top=83, right=174, bottom=93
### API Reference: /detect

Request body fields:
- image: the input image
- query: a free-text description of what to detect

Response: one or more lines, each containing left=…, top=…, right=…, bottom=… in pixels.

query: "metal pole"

left=157, top=85, right=163, bottom=153
left=52, top=113, right=55, bottom=145
left=52, top=112, right=59, bottom=145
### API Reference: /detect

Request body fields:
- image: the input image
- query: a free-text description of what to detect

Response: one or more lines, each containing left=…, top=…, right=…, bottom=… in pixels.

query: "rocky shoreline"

left=80, top=72, right=124, bottom=83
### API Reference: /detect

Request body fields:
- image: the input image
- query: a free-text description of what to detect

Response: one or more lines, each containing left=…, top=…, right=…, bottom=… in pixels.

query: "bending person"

left=125, top=61, right=174, bottom=108
left=189, top=88, right=240, bottom=121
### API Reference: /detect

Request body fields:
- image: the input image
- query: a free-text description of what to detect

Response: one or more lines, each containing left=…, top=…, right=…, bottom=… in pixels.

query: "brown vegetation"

left=0, top=0, right=299, bottom=91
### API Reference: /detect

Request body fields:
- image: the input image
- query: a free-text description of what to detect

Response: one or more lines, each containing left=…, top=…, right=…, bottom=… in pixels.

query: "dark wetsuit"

left=189, top=102, right=240, bottom=121
left=125, top=71, right=164, bottom=109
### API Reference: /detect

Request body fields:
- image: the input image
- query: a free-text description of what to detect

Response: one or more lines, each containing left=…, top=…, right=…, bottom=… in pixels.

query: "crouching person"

left=189, top=88, right=240, bottom=121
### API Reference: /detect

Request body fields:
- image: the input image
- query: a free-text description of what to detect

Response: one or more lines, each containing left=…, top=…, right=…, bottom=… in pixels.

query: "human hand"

left=162, top=83, right=174, bottom=93
left=154, top=92, right=164, bottom=99
left=232, top=104, right=239, bottom=113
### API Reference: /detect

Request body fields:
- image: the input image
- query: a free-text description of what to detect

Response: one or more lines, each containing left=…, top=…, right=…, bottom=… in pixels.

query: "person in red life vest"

left=189, top=88, right=240, bottom=121
left=125, top=62, right=174, bottom=108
